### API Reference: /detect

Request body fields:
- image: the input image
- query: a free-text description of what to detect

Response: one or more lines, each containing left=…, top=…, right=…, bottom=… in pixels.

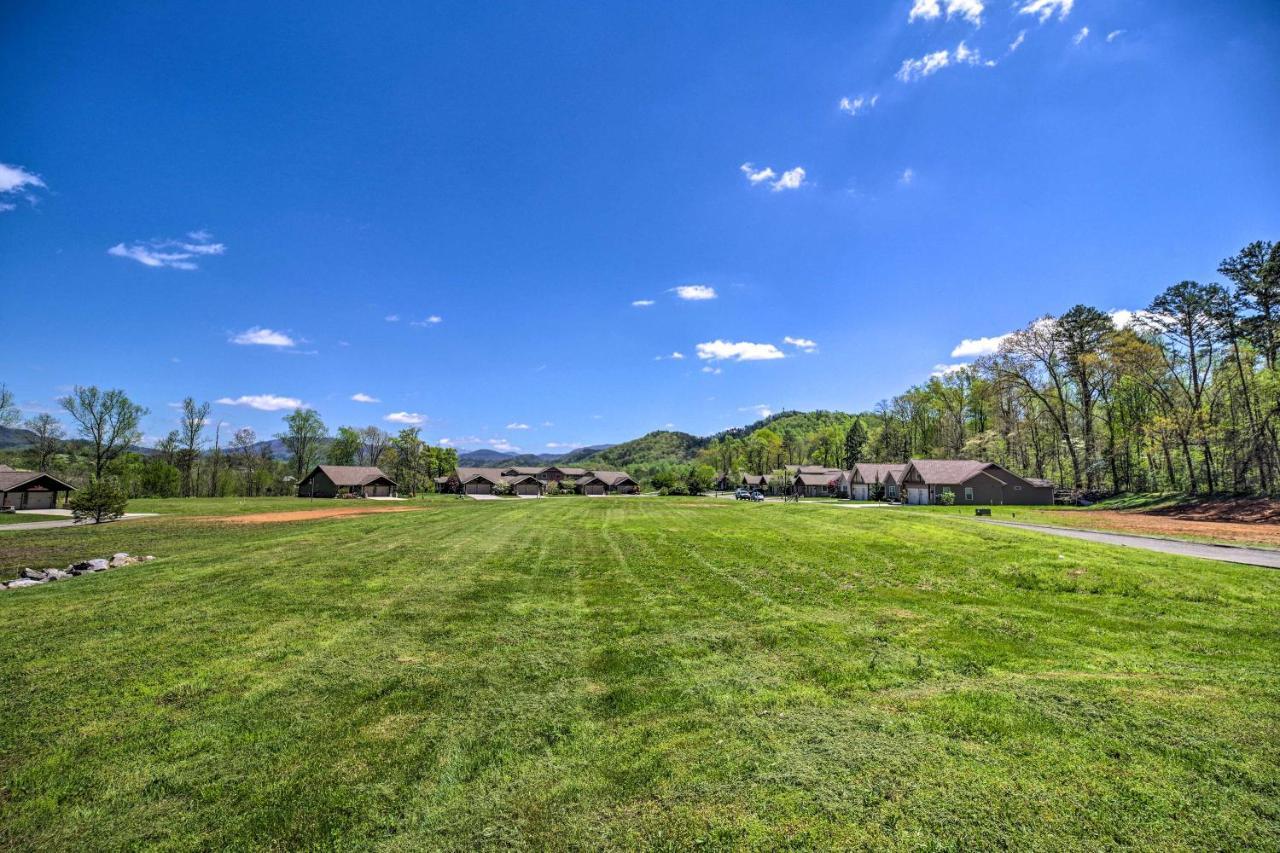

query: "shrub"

left=69, top=478, right=129, bottom=523
left=939, top=488, right=956, bottom=506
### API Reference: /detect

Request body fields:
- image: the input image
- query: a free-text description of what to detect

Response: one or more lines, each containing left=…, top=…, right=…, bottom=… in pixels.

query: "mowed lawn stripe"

left=1, top=498, right=1278, bottom=849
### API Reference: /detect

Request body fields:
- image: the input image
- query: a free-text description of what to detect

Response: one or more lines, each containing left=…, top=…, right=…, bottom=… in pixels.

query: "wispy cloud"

left=739, top=162, right=776, bottom=184
left=951, top=333, right=1011, bottom=358
left=702, top=366, right=723, bottom=375
left=410, top=315, right=442, bottom=326
left=1018, top=0, right=1073, bottom=24
left=931, top=363, right=969, bottom=377
left=696, top=340, right=786, bottom=362
left=839, top=95, right=879, bottom=117
left=216, top=394, right=304, bottom=411
left=506, top=422, right=530, bottom=430
left=899, top=167, right=916, bottom=185
left=909, top=0, right=941, bottom=22
left=385, top=411, right=426, bottom=425
left=545, top=441, right=577, bottom=449
left=229, top=327, right=296, bottom=347
left=741, top=162, right=807, bottom=192
left=739, top=404, right=774, bottom=418
left=108, top=231, right=226, bottom=270
left=655, top=351, right=686, bottom=361
left=351, top=392, right=380, bottom=403
left=1106, top=29, right=1125, bottom=42
left=489, top=438, right=519, bottom=453
left=909, top=0, right=983, bottom=25
left=673, top=284, right=717, bottom=301
left=631, top=299, right=655, bottom=307
left=384, top=314, right=400, bottom=322
left=1008, top=30, right=1027, bottom=53
left=1073, top=26, right=1089, bottom=45
left=0, top=162, right=46, bottom=211
left=783, top=336, right=818, bottom=353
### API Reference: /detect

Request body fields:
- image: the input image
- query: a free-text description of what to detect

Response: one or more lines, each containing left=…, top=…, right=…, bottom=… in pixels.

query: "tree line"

left=0, top=389, right=458, bottom=499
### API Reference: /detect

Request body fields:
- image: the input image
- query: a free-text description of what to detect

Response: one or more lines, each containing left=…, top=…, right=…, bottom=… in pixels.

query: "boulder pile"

left=2, top=553, right=155, bottom=590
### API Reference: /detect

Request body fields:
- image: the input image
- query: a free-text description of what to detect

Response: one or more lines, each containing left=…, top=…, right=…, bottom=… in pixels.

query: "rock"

left=6, top=578, right=43, bottom=588
left=45, top=569, right=70, bottom=581
left=86, top=559, right=109, bottom=572
left=21, top=568, right=48, bottom=581
left=143, top=556, right=156, bottom=562
left=110, top=552, right=130, bottom=567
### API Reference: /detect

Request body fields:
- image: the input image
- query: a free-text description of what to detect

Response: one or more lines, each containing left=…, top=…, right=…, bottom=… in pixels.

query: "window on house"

left=964, top=487, right=974, bottom=502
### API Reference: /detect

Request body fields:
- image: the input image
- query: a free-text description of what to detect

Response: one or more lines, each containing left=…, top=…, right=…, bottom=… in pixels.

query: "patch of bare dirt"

left=1142, top=496, right=1280, bottom=524
left=1041, top=510, right=1280, bottom=548
left=208, top=506, right=424, bottom=524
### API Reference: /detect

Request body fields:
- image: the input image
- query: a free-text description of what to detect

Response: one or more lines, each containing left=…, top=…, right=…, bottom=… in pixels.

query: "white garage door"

left=853, top=484, right=868, bottom=501
left=906, top=487, right=928, bottom=505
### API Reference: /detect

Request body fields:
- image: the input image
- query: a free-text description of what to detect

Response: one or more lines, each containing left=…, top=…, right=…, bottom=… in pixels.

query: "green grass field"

left=2, top=497, right=1278, bottom=849
left=0, top=512, right=64, bottom=525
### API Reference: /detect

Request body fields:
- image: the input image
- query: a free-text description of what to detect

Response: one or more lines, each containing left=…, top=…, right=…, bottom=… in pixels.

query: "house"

left=454, top=467, right=545, bottom=496
left=297, top=465, right=398, bottom=498
left=793, top=469, right=842, bottom=497
left=849, top=463, right=907, bottom=501
left=899, top=459, right=1055, bottom=505
left=0, top=467, right=76, bottom=510
left=740, top=473, right=768, bottom=490
left=500, top=466, right=587, bottom=484
left=713, top=471, right=734, bottom=491
left=576, top=471, right=639, bottom=495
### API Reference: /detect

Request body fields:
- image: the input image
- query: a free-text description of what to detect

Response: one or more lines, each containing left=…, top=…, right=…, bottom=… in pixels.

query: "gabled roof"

left=0, top=470, right=76, bottom=492
left=552, top=466, right=587, bottom=477
left=455, top=467, right=508, bottom=485
left=741, top=474, right=767, bottom=486
left=794, top=472, right=838, bottom=486
left=303, top=465, right=397, bottom=487
left=0, top=464, right=15, bottom=473
left=853, top=462, right=907, bottom=484
left=503, top=466, right=547, bottom=476
left=1025, top=477, right=1055, bottom=488
left=904, top=459, right=1001, bottom=485
left=577, top=470, right=636, bottom=487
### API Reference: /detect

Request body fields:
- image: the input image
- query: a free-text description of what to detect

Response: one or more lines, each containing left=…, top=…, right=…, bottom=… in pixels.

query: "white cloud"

left=897, top=49, right=951, bottom=82
left=739, top=162, right=776, bottom=184
left=107, top=232, right=225, bottom=270
left=1008, top=30, right=1027, bottom=53
left=839, top=95, right=879, bottom=117
left=951, top=333, right=1011, bottom=358
left=545, top=441, right=576, bottom=449
left=655, top=351, right=686, bottom=361
left=229, top=327, right=296, bottom=347
left=783, top=336, right=818, bottom=353
left=506, top=422, right=530, bottom=430
left=899, top=167, right=916, bottom=185
left=742, top=163, right=807, bottom=192
left=673, top=284, right=717, bottom=301
left=385, top=411, right=427, bottom=425
left=385, top=314, right=400, bottom=322
left=696, top=340, right=786, bottom=362
left=1073, top=26, right=1089, bottom=45
left=351, top=392, right=380, bottom=403
left=1018, top=0, right=1073, bottom=24
left=909, top=0, right=941, bottom=22
left=216, top=394, right=304, bottom=411
left=489, top=438, right=520, bottom=453
left=411, top=315, right=442, bottom=326
left=739, top=404, right=774, bottom=418
left=0, top=163, right=46, bottom=211
left=702, top=366, right=722, bottom=375
left=1109, top=309, right=1155, bottom=329
left=771, top=167, right=807, bottom=192
left=931, top=363, right=969, bottom=377
left=947, top=0, right=984, bottom=26
left=632, top=299, right=655, bottom=307
left=1106, top=29, right=1125, bottom=42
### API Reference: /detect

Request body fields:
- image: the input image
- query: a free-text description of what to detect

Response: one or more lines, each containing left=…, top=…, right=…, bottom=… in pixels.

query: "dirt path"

left=1039, top=510, right=1280, bottom=548
left=207, top=506, right=426, bottom=525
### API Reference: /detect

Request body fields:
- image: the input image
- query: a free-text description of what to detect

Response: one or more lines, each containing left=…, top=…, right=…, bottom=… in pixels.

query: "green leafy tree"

left=60, top=386, right=148, bottom=479
left=138, top=458, right=181, bottom=497
left=278, top=408, right=328, bottom=481
left=328, top=426, right=362, bottom=465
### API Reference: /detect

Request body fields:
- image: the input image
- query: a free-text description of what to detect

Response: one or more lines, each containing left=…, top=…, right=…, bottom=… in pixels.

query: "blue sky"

left=3, top=0, right=1278, bottom=453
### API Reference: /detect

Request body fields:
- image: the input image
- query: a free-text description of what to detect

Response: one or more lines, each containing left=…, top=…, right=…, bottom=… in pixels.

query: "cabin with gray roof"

left=899, top=459, right=1054, bottom=505
left=297, top=465, right=397, bottom=498
left=849, top=463, right=908, bottom=501
left=576, top=471, right=639, bottom=495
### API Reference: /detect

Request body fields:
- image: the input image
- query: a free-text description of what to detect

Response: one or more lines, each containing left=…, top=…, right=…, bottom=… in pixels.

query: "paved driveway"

left=0, top=513, right=158, bottom=532
left=975, top=518, right=1280, bottom=569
